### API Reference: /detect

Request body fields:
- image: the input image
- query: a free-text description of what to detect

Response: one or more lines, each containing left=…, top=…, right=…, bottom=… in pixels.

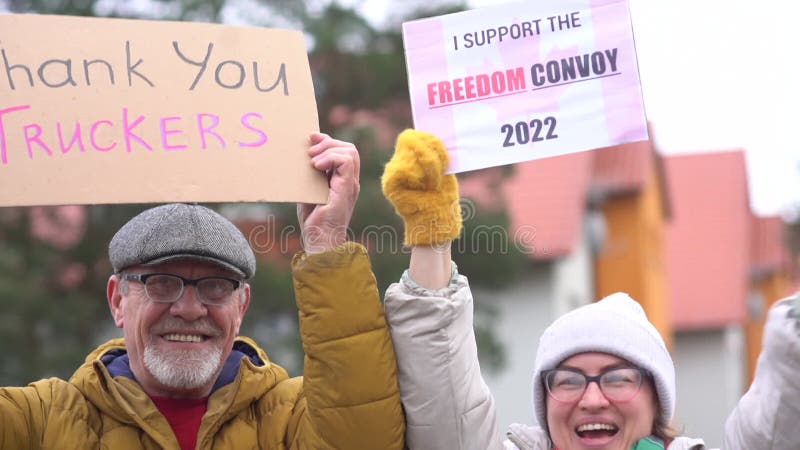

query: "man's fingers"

left=307, top=132, right=360, bottom=180
left=308, top=133, right=357, bottom=157
left=310, top=148, right=360, bottom=184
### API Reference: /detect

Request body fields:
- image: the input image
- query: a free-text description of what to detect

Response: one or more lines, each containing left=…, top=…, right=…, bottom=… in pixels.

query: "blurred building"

left=463, top=150, right=600, bottom=429
left=460, top=137, right=798, bottom=447
left=663, top=151, right=752, bottom=445
left=462, top=135, right=671, bottom=432
left=663, top=151, right=797, bottom=445
left=747, top=215, right=797, bottom=379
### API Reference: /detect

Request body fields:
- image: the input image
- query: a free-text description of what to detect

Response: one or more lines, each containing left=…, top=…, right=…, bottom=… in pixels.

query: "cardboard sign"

left=403, top=0, right=647, bottom=173
left=0, top=14, right=328, bottom=206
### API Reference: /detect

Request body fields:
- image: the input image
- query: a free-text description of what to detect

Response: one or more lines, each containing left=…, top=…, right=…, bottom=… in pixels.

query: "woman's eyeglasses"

left=542, top=366, right=648, bottom=403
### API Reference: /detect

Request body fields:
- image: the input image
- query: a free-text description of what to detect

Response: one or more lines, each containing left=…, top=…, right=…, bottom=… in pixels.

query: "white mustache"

left=150, top=317, right=222, bottom=337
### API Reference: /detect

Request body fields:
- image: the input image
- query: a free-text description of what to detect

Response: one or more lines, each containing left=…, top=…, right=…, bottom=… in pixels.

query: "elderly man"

left=0, top=133, right=405, bottom=449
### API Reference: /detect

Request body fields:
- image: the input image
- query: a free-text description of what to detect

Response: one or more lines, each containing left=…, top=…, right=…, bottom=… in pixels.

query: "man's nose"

left=169, top=286, right=207, bottom=320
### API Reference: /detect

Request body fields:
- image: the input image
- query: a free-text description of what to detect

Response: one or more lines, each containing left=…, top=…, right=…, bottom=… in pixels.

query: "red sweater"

left=151, top=395, right=208, bottom=450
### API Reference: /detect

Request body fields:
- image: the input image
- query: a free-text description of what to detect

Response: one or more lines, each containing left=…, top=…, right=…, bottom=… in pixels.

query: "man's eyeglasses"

left=542, top=367, right=648, bottom=403
left=123, top=273, right=242, bottom=306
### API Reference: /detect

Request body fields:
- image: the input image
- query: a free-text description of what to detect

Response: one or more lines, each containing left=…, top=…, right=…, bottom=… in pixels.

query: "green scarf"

left=553, top=436, right=666, bottom=450
left=632, top=436, right=666, bottom=449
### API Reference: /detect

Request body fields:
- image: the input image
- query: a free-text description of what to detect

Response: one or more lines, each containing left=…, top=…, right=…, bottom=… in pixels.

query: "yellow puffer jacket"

left=0, top=242, right=405, bottom=449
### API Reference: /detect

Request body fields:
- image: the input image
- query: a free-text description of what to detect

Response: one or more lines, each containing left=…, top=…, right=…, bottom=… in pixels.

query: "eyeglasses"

left=542, top=367, right=648, bottom=403
left=123, top=273, right=242, bottom=306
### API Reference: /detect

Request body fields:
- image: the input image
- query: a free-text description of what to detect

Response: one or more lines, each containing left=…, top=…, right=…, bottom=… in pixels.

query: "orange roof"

left=498, top=141, right=656, bottom=260
left=502, top=151, right=593, bottom=259
left=457, top=167, right=507, bottom=211
left=459, top=139, right=660, bottom=260
left=664, top=150, right=751, bottom=330
left=591, top=140, right=651, bottom=194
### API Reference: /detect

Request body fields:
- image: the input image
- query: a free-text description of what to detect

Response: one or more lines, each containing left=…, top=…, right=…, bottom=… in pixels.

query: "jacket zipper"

left=507, top=430, right=535, bottom=450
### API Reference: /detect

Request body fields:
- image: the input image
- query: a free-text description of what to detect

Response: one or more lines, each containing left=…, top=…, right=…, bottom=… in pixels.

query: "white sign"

left=403, top=0, right=648, bottom=173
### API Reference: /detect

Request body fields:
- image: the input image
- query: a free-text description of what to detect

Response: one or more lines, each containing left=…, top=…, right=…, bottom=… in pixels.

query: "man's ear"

left=107, top=274, right=125, bottom=328
left=235, top=283, right=252, bottom=332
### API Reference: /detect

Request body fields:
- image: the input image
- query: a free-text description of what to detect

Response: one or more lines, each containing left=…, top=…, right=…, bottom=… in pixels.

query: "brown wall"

left=595, top=164, right=673, bottom=349
left=745, top=272, right=795, bottom=383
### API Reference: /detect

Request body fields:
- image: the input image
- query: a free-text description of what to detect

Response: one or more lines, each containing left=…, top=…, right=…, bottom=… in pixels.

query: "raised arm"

left=382, top=130, right=502, bottom=450
left=409, top=245, right=452, bottom=290
left=723, top=294, right=800, bottom=450
left=296, top=132, right=360, bottom=254
left=290, top=133, right=404, bottom=449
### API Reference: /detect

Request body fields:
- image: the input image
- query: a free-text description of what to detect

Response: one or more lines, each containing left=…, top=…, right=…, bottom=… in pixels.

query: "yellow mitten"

left=381, top=129, right=462, bottom=246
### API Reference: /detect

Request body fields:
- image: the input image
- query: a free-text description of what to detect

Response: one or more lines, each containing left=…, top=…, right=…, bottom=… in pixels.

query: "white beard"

left=143, top=343, right=223, bottom=390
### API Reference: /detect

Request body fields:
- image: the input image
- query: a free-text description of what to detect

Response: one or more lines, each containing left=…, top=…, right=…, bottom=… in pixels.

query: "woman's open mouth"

left=576, top=422, right=619, bottom=440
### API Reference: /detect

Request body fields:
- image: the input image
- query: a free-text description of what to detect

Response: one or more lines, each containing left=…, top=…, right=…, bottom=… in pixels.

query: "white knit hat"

left=532, top=292, right=675, bottom=435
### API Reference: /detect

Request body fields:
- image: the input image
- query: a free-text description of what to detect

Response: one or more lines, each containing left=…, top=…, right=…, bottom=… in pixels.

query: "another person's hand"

left=297, top=132, right=360, bottom=254
left=381, top=129, right=462, bottom=247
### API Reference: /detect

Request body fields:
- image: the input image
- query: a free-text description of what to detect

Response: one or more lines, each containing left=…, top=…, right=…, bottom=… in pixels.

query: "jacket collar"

left=100, top=339, right=266, bottom=395
left=69, top=337, right=289, bottom=434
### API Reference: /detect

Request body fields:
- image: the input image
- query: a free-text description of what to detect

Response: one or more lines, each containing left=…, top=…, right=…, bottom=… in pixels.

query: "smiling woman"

left=377, top=130, right=800, bottom=450
left=543, top=353, right=659, bottom=449
left=521, top=295, right=679, bottom=450
left=381, top=133, right=672, bottom=450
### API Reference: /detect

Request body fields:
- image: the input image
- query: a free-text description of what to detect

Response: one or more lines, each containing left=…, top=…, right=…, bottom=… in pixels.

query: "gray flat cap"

left=109, top=203, right=256, bottom=278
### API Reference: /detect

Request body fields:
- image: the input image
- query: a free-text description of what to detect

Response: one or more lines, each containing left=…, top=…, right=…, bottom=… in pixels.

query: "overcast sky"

left=624, top=0, right=800, bottom=217
left=497, top=0, right=799, bottom=217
